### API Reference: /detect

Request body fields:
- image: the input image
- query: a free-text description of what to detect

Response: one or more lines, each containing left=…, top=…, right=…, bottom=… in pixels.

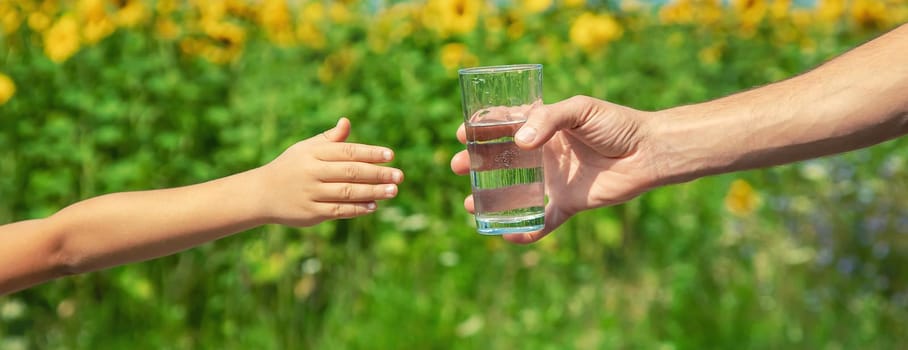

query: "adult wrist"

left=647, top=104, right=736, bottom=186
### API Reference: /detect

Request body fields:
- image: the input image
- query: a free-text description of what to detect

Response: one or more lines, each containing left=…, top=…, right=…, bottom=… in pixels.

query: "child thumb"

left=321, top=117, right=351, bottom=143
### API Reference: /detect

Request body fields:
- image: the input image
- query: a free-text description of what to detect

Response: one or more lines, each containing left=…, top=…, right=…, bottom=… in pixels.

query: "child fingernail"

left=392, top=171, right=402, bottom=183
left=385, top=185, right=396, bottom=195
left=366, top=202, right=376, bottom=210
left=383, top=150, right=393, bottom=161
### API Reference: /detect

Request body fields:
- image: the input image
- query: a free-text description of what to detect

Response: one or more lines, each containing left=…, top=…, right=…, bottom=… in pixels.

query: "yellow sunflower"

left=424, top=0, right=481, bottom=37
left=520, top=0, right=552, bottom=15
left=724, top=179, right=761, bottom=217
left=1, top=4, right=23, bottom=35
left=817, top=0, right=845, bottom=23
left=850, top=0, right=887, bottom=30
left=439, top=42, right=478, bottom=71
left=0, top=73, right=15, bottom=106
left=569, top=12, right=623, bottom=52
left=733, top=0, right=768, bottom=36
left=261, top=0, right=295, bottom=46
left=78, top=0, right=116, bottom=45
left=27, top=11, right=51, bottom=32
left=198, top=21, right=246, bottom=64
left=44, top=14, right=81, bottom=63
left=112, top=0, right=150, bottom=28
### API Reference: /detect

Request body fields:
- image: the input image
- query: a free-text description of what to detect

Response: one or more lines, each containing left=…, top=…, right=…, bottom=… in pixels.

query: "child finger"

left=317, top=143, right=394, bottom=163
left=319, top=163, right=403, bottom=184
left=313, top=201, right=377, bottom=219
left=316, top=183, right=398, bottom=202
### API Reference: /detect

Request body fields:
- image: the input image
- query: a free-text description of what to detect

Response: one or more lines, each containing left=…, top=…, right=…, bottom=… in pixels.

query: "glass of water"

left=458, top=64, right=545, bottom=235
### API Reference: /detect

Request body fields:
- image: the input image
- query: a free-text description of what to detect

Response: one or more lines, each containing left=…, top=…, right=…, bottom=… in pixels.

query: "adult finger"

left=515, top=95, right=599, bottom=149
left=450, top=150, right=471, bottom=175
left=501, top=205, right=570, bottom=244
left=464, top=122, right=523, bottom=142
left=463, top=195, right=475, bottom=214
left=456, top=123, right=467, bottom=144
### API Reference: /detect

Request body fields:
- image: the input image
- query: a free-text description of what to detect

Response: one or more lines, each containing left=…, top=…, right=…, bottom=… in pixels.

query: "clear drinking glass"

left=458, top=64, right=545, bottom=235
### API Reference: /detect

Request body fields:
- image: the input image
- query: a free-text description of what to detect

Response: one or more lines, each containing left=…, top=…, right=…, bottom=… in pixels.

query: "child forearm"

left=0, top=170, right=265, bottom=295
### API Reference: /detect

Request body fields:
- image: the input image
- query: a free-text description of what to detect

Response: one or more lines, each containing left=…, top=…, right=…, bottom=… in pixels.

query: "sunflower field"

left=2, top=0, right=908, bottom=348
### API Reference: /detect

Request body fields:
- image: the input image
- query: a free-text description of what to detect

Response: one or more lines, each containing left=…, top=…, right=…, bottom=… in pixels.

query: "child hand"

left=252, top=118, right=404, bottom=227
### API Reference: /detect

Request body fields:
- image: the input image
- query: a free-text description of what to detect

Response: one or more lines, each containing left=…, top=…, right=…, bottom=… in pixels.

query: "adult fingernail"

left=383, top=150, right=393, bottom=161
left=366, top=202, right=376, bottom=211
left=516, top=127, right=537, bottom=144
left=391, top=171, right=402, bottom=183
left=385, top=185, right=397, bottom=195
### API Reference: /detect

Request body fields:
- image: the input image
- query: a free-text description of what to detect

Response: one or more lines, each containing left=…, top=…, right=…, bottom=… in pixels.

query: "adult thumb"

left=514, top=98, right=586, bottom=149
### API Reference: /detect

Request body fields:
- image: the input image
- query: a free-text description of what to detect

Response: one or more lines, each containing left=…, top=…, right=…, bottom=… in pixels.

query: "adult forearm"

left=47, top=169, right=267, bottom=276
left=653, top=23, right=908, bottom=184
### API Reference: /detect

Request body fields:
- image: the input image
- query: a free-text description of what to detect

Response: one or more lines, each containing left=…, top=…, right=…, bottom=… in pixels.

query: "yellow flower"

left=367, top=3, right=417, bottom=53
left=698, top=43, right=723, bottom=65
left=27, top=11, right=51, bottom=32
left=562, top=0, right=585, bottom=8
left=569, top=12, right=623, bottom=52
left=156, top=0, right=178, bottom=15
left=769, top=0, right=791, bottom=21
left=197, top=21, right=246, bottom=64
left=329, top=3, right=354, bottom=24
left=424, top=0, right=481, bottom=37
left=1, top=4, right=23, bottom=35
left=697, top=0, right=724, bottom=27
left=520, top=0, right=552, bottom=15
left=40, top=0, right=58, bottom=14
left=0, top=73, right=15, bottom=106
left=439, top=42, right=478, bottom=71
left=850, top=0, right=887, bottom=30
left=659, top=0, right=721, bottom=26
left=659, top=0, right=694, bottom=24
left=817, top=0, right=845, bottom=23
left=791, top=8, right=814, bottom=30
left=44, top=14, right=81, bottom=63
left=113, top=0, right=149, bottom=28
left=503, top=10, right=526, bottom=39
left=724, top=179, right=761, bottom=217
left=261, top=0, right=295, bottom=46
left=297, top=22, right=326, bottom=50
left=226, top=0, right=258, bottom=21
left=301, top=1, right=326, bottom=23
left=78, top=0, right=116, bottom=45
left=179, top=37, right=203, bottom=55
left=193, top=0, right=227, bottom=23
left=733, top=0, right=768, bottom=35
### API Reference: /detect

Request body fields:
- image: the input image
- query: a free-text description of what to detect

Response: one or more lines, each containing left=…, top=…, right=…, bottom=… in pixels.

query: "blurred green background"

left=2, top=0, right=908, bottom=348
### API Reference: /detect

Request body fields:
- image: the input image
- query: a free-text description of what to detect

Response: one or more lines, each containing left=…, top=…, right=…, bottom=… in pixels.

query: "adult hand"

left=451, top=96, right=661, bottom=243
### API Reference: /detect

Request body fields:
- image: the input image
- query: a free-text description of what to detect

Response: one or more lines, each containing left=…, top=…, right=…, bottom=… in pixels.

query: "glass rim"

left=458, top=64, right=542, bottom=75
